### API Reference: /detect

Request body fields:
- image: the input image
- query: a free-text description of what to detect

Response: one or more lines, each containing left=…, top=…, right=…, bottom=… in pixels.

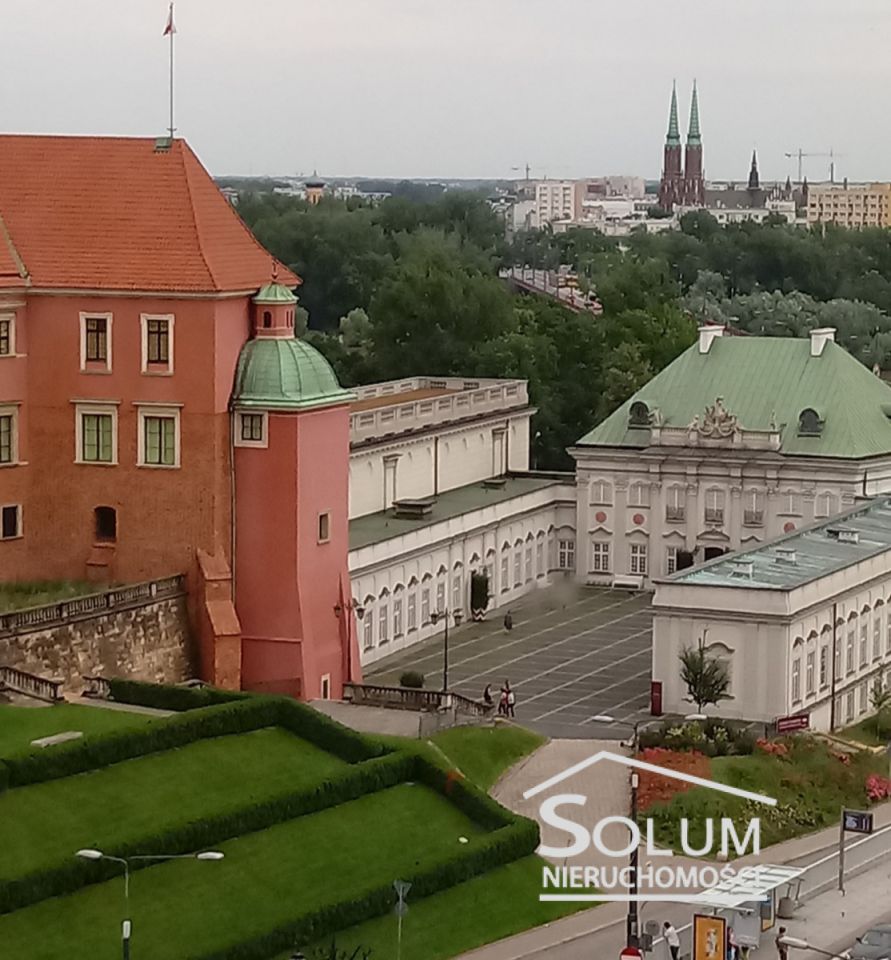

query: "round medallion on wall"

left=784, top=521, right=795, bottom=533
left=633, top=513, right=645, bottom=525
left=595, top=511, right=607, bottom=523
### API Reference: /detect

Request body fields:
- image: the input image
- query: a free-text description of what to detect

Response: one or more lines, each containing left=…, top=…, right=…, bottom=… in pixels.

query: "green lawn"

left=0, top=580, right=96, bottom=612
left=0, top=703, right=154, bottom=758
left=0, top=727, right=346, bottom=881
left=838, top=717, right=890, bottom=748
left=429, top=724, right=546, bottom=790
left=0, top=784, right=486, bottom=960
left=302, top=856, right=582, bottom=960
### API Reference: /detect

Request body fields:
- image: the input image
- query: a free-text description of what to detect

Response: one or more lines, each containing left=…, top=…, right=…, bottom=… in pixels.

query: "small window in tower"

left=1, top=504, right=21, bottom=539
left=94, top=506, right=117, bottom=542
left=263, top=311, right=272, bottom=329
left=320, top=674, right=331, bottom=699
left=235, top=412, right=267, bottom=448
left=318, top=512, right=330, bottom=543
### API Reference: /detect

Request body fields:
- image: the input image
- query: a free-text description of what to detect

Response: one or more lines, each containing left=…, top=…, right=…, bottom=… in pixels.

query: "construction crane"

left=784, top=148, right=842, bottom=183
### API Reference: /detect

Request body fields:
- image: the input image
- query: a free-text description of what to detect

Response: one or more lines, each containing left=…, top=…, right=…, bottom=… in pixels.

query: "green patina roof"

left=233, top=337, right=354, bottom=410
left=253, top=281, right=298, bottom=305
left=577, top=336, right=891, bottom=459
left=666, top=82, right=681, bottom=146
left=687, top=81, right=701, bottom=146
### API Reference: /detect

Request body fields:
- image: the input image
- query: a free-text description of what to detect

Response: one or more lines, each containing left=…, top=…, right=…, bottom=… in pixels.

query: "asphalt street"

left=366, top=584, right=653, bottom=738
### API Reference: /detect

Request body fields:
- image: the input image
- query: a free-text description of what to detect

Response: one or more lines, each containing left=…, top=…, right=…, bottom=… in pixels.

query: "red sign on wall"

left=775, top=714, right=809, bottom=734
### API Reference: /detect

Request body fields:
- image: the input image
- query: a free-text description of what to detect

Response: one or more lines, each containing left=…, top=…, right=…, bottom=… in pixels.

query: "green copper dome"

left=233, top=337, right=354, bottom=410
left=253, top=281, right=298, bottom=305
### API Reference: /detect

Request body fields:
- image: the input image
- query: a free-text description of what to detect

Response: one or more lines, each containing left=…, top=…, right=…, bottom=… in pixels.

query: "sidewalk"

left=458, top=801, right=891, bottom=960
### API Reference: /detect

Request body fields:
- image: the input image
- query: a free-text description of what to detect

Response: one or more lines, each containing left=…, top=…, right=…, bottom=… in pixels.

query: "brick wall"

left=2, top=586, right=194, bottom=692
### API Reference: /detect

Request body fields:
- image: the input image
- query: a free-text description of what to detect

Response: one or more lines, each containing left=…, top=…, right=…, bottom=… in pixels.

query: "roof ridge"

left=176, top=142, right=217, bottom=291
left=0, top=207, right=29, bottom=283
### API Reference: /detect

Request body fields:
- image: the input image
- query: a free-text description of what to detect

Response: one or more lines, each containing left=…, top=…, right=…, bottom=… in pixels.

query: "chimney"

left=810, top=328, right=836, bottom=357
left=698, top=324, right=725, bottom=354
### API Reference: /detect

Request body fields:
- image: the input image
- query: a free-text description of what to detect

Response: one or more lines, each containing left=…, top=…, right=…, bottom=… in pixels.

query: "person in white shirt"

left=663, top=921, right=680, bottom=960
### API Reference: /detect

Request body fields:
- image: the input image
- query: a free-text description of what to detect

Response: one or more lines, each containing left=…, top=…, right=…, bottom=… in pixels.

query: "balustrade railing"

left=0, top=665, right=64, bottom=703
left=343, top=682, right=492, bottom=716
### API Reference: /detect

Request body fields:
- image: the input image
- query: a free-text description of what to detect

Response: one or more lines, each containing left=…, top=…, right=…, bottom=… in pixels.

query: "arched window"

left=798, top=408, right=824, bottom=437
left=262, top=310, right=272, bottom=329
left=94, top=506, right=117, bottom=542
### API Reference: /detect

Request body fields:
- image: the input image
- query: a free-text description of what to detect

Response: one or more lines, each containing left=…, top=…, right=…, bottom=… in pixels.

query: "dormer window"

left=629, top=401, right=650, bottom=427
left=798, top=408, right=824, bottom=437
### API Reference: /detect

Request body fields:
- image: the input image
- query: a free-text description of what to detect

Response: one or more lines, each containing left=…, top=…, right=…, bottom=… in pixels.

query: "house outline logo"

left=523, top=750, right=777, bottom=805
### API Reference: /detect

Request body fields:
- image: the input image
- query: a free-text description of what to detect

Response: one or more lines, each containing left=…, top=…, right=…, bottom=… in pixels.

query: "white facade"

left=350, top=480, right=576, bottom=666
left=652, top=499, right=891, bottom=730
left=534, top=181, right=582, bottom=228
left=346, top=376, right=578, bottom=667
left=572, top=329, right=891, bottom=586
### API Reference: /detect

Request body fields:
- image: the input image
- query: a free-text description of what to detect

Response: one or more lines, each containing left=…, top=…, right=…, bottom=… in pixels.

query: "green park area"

left=0, top=580, right=96, bottom=612
left=0, top=688, right=562, bottom=960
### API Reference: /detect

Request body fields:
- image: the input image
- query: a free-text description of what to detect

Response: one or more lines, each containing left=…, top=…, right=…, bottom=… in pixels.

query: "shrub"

left=399, top=671, right=425, bottom=689
left=108, top=678, right=250, bottom=712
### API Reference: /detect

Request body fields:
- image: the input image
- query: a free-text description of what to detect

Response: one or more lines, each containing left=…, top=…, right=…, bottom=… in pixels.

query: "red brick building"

left=0, top=135, right=360, bottom=698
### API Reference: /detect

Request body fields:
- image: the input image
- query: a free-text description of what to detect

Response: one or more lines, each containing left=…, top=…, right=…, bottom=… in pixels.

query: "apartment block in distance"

left=807, top=182, right=891, bottom=229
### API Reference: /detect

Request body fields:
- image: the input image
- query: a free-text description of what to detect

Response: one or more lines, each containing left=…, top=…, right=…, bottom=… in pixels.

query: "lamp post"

left=591, top=714, right=645, bottom=949
left=778, top=935, right=848, bottom=959
left=333, top=598, right=365, bottom=683
left=76, top=848, right=224, bottom=959
left=428, top=608, right=464, bottom=692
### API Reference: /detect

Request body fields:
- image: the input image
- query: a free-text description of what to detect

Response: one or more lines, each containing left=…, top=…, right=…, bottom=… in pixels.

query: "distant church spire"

left=687, top=80, right=701, bottom=146
left=667, top=81, right=680, bottom=146
left=748, top=150, right=760, bottom=191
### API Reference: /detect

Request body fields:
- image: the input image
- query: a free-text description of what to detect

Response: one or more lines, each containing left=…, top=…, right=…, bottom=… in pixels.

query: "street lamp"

left=76, top=848, right=224, bottom=959
left=590, top=715, right=645, bottom=948
left=778, top=935, right=848, bottom=959
left=428, top=608, right=464, bottom=692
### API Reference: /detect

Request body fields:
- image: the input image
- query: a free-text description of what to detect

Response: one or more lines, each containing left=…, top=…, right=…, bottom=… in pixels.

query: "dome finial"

left=271, top=259, right=279, bottom=283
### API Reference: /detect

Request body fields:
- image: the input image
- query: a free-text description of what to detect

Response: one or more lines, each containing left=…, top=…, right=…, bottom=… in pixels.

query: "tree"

left=679, top=643, right=732, bottom=714
left=870, top=673, right=891, bottom=735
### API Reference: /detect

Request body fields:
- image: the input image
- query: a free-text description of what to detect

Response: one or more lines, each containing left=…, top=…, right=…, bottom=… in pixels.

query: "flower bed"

left=636, top=747, right=712, bottom=812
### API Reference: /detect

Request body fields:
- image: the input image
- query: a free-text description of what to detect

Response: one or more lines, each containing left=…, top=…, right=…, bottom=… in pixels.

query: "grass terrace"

left=0, top=580, right=96, bottom=612
left=0, top=682, right=558, bottom=960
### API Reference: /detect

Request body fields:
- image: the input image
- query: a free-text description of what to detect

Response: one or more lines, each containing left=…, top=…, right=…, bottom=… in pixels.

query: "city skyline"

left=2, top=0, right=890, bottom=181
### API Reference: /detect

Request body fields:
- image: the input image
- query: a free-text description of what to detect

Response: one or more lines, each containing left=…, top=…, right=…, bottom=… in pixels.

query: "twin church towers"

left=658, top=81, right=705, bottom=211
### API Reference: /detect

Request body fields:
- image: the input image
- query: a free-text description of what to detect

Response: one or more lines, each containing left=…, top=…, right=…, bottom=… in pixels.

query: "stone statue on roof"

left=697, top=396, right=739, bottom=439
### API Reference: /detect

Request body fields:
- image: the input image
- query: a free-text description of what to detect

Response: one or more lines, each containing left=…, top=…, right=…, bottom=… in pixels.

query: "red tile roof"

left=0, top=135, right=300, bottom=294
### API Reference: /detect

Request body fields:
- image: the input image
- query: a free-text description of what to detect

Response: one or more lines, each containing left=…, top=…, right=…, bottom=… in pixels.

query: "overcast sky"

left=3, top=0, right=889, bottom=182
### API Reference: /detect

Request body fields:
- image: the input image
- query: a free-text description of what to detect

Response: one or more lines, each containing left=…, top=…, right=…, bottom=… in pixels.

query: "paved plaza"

left=366, top=584, right=653, bottom=738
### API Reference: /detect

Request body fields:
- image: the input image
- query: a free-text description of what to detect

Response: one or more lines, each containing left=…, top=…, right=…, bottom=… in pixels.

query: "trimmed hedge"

left=0, top=751, right=415, bottom=915
left=196, top=753, right=540, bottom=960
left=107, top=678, right=251, bottom=712
left=0, top=694, right=382, bottom=794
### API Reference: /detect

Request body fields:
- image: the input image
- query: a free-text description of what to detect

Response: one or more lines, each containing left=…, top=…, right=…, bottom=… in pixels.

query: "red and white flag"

left=163, top=4, right=176, bottom=36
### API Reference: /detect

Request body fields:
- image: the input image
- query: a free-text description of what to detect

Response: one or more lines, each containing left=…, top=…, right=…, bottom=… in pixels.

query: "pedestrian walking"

left=498, top=687, right=508, bottom=716
left=483, top=684, right=493, bottom=707
left=727, top=924, right=738, bottom=960
left=503, top=611, right=513, bottom=631
left=663, top=921, right=680, bottom=960
left=775, top=927, right=789, bottom=960
left=507, top=685, right=516, bottom=718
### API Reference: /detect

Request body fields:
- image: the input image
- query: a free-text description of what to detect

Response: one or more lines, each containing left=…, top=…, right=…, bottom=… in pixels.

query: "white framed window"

left=235, top=411, right=267, bottom=448
left=558, top=539, right=575, bottom=570
left=665, top=486, right=685, bottom=522
left=0, top=314, right=15, bottom=356
left=79, top=312, right=113, bottom=372
left=500, top=554, right=509, bottom=592
left=75, top=402, right=118, bottom=464
left=743, top=488, right=765, bottom=526
left=137, top=405, right=181, bottom=468
left=383, top=456, right=398, bottom=509
left=629, top=542, right=648, bottom=576
left=421, top=587, right=431, bottom=624
left=513, top=550, right=522, bottom=587
left=592, top=541, right=611, bottom=573
left=666, top=546, right=678, bottom=575
left=0, top=406, right=18, bottom=465
left=1, top=504, right=21, bottom=540
left=874, top=615, right=883, bottom=661
left=393, top=598, right=403, bottom=638
left=628, top=482, right=649, bottom=507
left=806, top=650, right=815, bottom=697
left=590, top=479, right=613, bottom=505
left=846, top=622, right=856, bottom=675
left=887, top=608, right=891, bottom=656
left=859, top=681, right=868, bottom=714
left=860, top=619, right=869, bottom=668
left=407, top=593, right=417, bottom=631
left=524, top=546, right=533, bottom=582
left=815, top=491, right=838, bottom=519
left=845, top=690, right=855, bottom=722
left=835, top=635, right=843, bottom=682
left=436, top=579, right=445, bottom=611
left=452, top=573, right=462, bottom=610
left=141, top=314, right=174, bottom=374
left=363, top=614, right=374, bottom=651
left=819, top=643, right=829, bottom=688
left=704, top=488, right=725, bottom=525
left=780, top=490, right=801, bottom=516
left=791, top=658, right=801, bottom=703
left=378, top=603, right=389, bottom=644
left=536, top=540, right=544, bottom=576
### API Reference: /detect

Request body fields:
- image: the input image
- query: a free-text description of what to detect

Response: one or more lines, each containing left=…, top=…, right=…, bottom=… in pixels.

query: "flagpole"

left=168, top=2, right=175, bottom=139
